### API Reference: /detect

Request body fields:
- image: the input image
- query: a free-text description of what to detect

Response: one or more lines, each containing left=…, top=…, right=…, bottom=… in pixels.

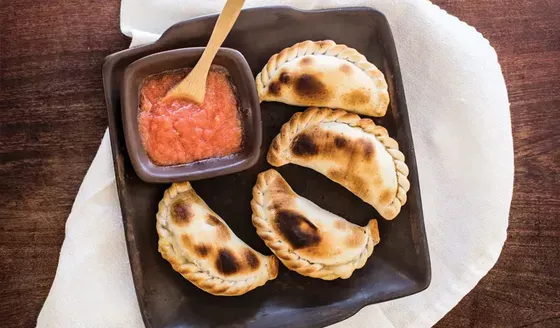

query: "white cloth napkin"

left=37, top=1, right=514, bottom=327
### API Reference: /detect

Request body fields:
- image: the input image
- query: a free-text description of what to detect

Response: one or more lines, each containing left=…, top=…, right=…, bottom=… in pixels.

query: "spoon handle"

left=195, top=0, right=246, bottom=76
left=164, top=0, right=245, bottom=104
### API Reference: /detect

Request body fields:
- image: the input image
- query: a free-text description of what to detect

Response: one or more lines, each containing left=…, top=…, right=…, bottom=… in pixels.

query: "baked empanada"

left=156, top=182, right=278, bottom=296
left=256, top=40, right=389, bottom=117
left=251, top=169, right=380, bottom=280
left=268, top=107, right=410, bottom=220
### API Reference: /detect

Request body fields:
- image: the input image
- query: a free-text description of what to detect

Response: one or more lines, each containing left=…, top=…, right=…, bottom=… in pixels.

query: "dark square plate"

left=103, top=6, right=430, bottom=328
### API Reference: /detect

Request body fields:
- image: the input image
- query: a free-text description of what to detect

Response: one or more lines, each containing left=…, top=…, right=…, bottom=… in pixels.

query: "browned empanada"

left=268, top=107, right=410, bottom=220
left=251, top=169, right=380, bottom=280
left=256, top=40, right=389, bottom=117
left=156, top=182, right=278, bottom=296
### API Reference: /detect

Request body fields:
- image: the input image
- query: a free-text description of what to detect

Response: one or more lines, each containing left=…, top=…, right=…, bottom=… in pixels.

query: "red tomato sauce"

left=138, top=67, right=242, bottom=166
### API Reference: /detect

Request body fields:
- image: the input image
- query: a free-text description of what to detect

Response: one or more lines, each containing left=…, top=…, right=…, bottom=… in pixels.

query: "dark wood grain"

left=0, top=1, right=558, bottom=327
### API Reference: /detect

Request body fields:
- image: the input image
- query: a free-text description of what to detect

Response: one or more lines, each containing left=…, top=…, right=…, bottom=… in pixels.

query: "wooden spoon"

left=163, top=0, right=246, bottom=104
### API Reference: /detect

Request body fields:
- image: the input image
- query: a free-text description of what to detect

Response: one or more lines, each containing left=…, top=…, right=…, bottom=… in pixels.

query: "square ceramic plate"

left=103, top=6, right=430, bottom=328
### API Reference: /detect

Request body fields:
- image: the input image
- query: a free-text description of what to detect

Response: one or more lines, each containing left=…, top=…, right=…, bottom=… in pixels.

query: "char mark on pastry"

left=275, top=209, right=321, bottom=249
left=268, top=81, right=282, bottom=96
left=171, top=200, right=193, bottom=225
left=291, top=133, right=318, bottom=157
left=279, top=72, right=291, bottom=84
left=215, top=248, right=240, bottom=275
left=245, top=249, right=261, bottom=269
left=294, top=74, right=332, bottom=102
left=299, top=56, right=315, bottom=66
left=339, top=63, right=352, bottom=74
left=334, top=136, right=347, bottom=148
left=360, top=139, right=375, bottom=159
left=195, top=244, right=210, bottom=257
left=206, top=214, right=231, bottom=240
left=342, top=90, right=371, bottom=107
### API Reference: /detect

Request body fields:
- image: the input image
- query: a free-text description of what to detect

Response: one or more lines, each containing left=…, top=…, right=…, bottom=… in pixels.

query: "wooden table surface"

left=1, top=0, right=559, bottom=327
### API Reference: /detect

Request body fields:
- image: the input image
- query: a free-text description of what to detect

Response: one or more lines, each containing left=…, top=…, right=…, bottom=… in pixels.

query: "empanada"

left=256, top=40, right=389, bottom=117
left=268, top=107, right=410, bottom=220
left=156, top=182, right=278, bottom=296
left=251, top=169, right=380, bottom=280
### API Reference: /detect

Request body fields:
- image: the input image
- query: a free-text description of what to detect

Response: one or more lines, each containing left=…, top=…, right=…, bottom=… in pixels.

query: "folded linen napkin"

left=37, top=1, right=513, bottom=327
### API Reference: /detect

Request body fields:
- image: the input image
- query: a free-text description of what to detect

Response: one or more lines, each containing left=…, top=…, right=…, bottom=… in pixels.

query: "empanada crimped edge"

left=255, top=40, right=390, bottom=116
left=267, top=107, right=410, bottom=220
left=251, top=169, right=380, bottom=280
left=156, top=182, right=279, bottom=296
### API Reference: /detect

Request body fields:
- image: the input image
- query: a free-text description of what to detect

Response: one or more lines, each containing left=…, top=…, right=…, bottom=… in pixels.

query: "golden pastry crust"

left=267, top=107, right=410, bottom=220
left=256, top=40, right=390, bottom=117
left=157, top=182, right=278, bottom=296
left=251, top=169, right=380, bottom=280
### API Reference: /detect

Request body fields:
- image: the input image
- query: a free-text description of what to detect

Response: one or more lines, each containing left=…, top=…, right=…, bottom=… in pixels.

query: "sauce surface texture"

left=138, top=67, right=242, bottom=166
